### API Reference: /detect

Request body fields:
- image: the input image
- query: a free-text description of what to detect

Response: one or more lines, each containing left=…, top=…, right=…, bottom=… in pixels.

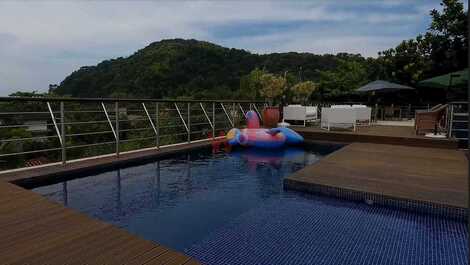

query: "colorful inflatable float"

left=226, top=111, right=304, bottom=149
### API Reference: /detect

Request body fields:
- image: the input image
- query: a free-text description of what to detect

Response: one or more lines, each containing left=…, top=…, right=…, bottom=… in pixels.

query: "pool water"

left=33, top=144, right=468, bottom=265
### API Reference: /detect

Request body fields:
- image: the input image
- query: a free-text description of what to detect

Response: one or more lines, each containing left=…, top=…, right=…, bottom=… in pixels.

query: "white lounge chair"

left=283, top=105, right=318, bottom=126
left=320, top=107, right=356, bottom=131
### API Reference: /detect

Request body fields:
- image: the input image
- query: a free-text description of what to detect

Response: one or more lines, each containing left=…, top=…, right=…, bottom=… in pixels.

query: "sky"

left=0, top=0, right=452, bottom=95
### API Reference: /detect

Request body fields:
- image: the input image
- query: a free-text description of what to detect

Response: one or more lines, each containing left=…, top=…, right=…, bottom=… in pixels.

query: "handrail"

left=0, top=96, right=265, bottom=103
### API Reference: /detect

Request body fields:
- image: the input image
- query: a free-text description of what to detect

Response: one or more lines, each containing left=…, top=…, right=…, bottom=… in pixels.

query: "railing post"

left=447, top=104, right=454, bottom=138
left=220, top=103, right=234, bottom=127
left=374, top=103, right=378, bottom=122
left=115, top=101, right=119, bottom=157
left=174, top=103, right=189, bottom=133
left=101, top=102, right=117, bottom=151
left=156, top=102, right=160, bottom=149
left=232, top=102, right=236, bottom=127
left=187, top=102, right=191, bottom=143
left=142, top=102, right=158, bottom=145
left=60, top=101, right=66, bottom=165
left=47, top=101, right=63, bottom=159
left=212, top=102, right=215, bottom=139
left=200, top=102, right=213, bottom=129
left=252, top=103, right=262, bottom=122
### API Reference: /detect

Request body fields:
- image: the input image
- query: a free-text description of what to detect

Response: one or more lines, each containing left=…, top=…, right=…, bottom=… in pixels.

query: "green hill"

left=54, top=39, right=367, bottom=99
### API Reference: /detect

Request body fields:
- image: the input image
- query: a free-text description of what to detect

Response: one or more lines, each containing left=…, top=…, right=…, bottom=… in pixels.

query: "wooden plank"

left=145, top=250, right=193, bottom=265
left=295, top=125, right=459, bottom=149
left=0, top=182, right=200, bottom=265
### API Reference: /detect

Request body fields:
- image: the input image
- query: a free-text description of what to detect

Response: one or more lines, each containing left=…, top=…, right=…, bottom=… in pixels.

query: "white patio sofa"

left=283, top=105, right=318, bottom=126
left=320, top=107, right=357, bottom=131
left=352, top=105, right=372, bottom=126
left=331, top=105, right=352, bottom=108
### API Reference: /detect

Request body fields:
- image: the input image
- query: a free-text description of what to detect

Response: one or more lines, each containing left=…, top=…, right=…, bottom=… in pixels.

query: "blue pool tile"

left=186, top=195, right=468, bottom=265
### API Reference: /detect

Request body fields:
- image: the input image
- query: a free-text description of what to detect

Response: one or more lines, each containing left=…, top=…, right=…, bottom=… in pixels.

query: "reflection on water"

left=33, top=146, right=327, bottom=250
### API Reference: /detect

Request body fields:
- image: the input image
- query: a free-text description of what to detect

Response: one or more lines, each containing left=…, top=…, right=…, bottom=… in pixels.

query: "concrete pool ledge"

left=284, top=142, right=468, bottom=221
left=0, top=139, right=213, bottom=189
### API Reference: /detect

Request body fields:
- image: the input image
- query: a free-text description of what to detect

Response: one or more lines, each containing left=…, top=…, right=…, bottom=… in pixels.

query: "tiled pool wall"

left=284, top=179, right=468, bottom=222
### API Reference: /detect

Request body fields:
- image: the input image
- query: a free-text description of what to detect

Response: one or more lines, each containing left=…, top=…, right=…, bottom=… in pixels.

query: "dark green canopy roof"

left=356, top=80, right=414, bottom=93
left=417, top=69, right=468, bottom=89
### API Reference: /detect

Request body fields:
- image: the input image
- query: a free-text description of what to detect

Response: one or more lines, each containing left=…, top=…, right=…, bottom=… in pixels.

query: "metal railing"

left=447, top=101, right=468, bottom=143
left=0, top=97, right=266, bottom=171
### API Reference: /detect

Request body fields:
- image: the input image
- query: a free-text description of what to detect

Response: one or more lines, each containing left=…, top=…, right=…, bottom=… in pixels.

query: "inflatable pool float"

left=226, top=111, right=303, bottom=149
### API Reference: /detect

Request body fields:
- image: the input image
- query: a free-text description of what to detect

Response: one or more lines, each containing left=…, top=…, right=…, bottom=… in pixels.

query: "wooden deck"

left=285, top=143, right=468, bottom=210
left=294, top=125, right=459, bottom=149
left=0, top=181, right=200, bottom=264
left=0, top=142, right=209, bottom=265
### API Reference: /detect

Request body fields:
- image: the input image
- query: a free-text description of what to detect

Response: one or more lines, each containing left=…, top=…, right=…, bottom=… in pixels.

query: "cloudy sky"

left=0, top=0, right=450, bottom=95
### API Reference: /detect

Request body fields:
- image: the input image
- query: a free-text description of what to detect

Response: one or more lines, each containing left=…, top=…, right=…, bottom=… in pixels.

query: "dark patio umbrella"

left=417, top=69, right=468, bottom=89
left=356, top=80, right=414, bottom=93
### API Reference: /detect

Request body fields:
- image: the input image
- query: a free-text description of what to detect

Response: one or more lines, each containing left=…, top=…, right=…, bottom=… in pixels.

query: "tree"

left=239, top=68, right=266, bottom=99
left=317, top=60, right=368, bottom=100
left=427, top=0, right=468, bottom=74
left=9, top=91, right=52, bottom=97
left=377, top=0, right=467, bottom=85
left=259, top=73, right=286, bottom=104
left=290, top=81, right=317, bottom=104
left=377, top=37, right=432, bottom=85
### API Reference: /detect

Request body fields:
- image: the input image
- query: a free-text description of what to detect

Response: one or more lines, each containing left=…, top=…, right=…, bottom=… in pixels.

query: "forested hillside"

left=53, top=39, right=367, bottom=99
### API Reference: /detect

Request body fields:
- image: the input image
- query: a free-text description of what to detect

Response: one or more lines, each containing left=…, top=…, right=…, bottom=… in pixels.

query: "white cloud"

left=222, top=30, right=403, bottom=57
left=0, top=0, right=443, bottom=95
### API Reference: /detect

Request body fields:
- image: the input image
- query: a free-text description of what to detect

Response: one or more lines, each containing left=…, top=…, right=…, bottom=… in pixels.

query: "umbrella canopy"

left=356, top=80, right=414, bottom=93
left=417, top=69, right=468, bottom=89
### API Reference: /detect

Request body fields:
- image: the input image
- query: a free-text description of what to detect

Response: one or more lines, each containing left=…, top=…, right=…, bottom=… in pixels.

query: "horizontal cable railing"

left=0, top=97, right=266, bottom=171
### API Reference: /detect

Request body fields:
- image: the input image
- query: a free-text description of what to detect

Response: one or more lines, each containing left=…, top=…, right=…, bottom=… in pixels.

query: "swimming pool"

left=33, top=143, right=468, bottom=265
